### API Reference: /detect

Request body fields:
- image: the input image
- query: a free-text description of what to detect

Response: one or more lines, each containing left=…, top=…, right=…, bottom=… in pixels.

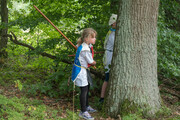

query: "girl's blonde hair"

left=77, top=28, right=97, bottom=46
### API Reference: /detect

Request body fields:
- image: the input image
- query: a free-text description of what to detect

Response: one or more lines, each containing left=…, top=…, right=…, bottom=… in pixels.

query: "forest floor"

left=0, top=78, right=179, bottom=120
left=0, top=59, right=179, bottom=120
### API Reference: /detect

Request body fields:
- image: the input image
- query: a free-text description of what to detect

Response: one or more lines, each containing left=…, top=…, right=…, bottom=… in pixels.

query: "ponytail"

left=77, top=37, right=83, bottom=47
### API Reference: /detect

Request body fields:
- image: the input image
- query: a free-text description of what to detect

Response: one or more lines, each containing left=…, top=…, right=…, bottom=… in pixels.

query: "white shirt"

left=103, top=30, right=115, bottom=73
left=104, top=31, right=115, bottom=51
left=75, top=42, right=94, bottom=87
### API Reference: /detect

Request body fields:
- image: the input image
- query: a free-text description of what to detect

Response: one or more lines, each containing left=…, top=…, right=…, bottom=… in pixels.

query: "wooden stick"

left=33, top=5, right=77, bottom=50
left=34, top=5, right=97, bottom=69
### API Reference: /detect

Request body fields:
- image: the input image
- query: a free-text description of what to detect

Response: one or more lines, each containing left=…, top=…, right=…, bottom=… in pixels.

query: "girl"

left=71, top=28, right=97, bottom=120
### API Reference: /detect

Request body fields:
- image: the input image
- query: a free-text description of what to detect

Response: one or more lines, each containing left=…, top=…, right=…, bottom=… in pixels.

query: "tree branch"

left=6, top=31, right=72, bottom=64
left=6, top=32, right=104, bottom=78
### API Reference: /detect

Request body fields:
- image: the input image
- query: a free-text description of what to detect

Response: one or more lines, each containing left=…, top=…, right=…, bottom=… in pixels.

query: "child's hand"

left=91, top=61, right=96, bottom=65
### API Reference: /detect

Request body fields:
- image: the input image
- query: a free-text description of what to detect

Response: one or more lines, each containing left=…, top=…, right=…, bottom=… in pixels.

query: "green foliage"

left=158, top=16, right=180, bottom=80
left=6, top=0, right=179, bottom=83
left=155, top=105, right=172, bottom=118
left=45, top=64, right=73, bottom=97
left=8, top=0, right=113, bottom=54
left=65, top=110, right=79, bottom=120
left=159, top=0, right=180, bottom=31
left=0, top=56, right=52, bottom=84
left=122, top=114, right=146, bottom=120
left=0, top=95, right=40, bottom=119
left=120, top=99, right=144, bottom=117
left=0, top=76, right=82, bottom=119
left=14, top=80, right=23, bottom=91
left=0, top=94, right=76, bottom=119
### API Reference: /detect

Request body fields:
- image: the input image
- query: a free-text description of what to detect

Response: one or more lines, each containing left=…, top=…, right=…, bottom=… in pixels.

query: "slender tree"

left=0, top=0, right=8, bottom=58
left=106, top=0, right=161, bottom=117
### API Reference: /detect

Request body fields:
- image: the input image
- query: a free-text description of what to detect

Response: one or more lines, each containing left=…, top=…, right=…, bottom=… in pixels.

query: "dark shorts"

left=105, top=73, right=109, bottom=82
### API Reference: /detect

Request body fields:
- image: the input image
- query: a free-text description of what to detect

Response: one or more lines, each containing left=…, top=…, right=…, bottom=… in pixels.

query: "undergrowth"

left=0, top=94, right=79, bottom=120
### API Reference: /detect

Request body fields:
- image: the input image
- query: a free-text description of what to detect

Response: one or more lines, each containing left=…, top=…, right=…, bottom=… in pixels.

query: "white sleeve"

left=81, top=51, right=94, bottom=64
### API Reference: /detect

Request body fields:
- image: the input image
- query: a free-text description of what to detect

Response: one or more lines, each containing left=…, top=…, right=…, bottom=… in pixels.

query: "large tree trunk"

left=0, top=0, right=8, bottom=58
left=106, top=0, right=161, bottom=117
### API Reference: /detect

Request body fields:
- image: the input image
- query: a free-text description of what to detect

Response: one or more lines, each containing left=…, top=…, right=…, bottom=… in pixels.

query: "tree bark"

left=0, top=0, right=8, bottom=58
left=107, top=0, right=161, bottom=117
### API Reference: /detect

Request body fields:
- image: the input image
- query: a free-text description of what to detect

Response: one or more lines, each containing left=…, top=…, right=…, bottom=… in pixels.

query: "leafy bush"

left=157, top=0, right=180, bottom=81
left=157, top=21, right=180, bottom=80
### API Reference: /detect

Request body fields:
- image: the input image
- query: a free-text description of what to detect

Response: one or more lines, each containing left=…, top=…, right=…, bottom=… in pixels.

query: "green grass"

left=0, top=94, right=79, bottom=120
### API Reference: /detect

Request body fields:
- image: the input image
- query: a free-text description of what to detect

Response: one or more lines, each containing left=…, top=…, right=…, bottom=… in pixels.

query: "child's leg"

left=80, top=85, right=89, bottom=112
left=100, top=72, right=109, bottom=101
left=86, top=84, right=90, bottom=107
left=100, top=81, right=108, bottom=98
